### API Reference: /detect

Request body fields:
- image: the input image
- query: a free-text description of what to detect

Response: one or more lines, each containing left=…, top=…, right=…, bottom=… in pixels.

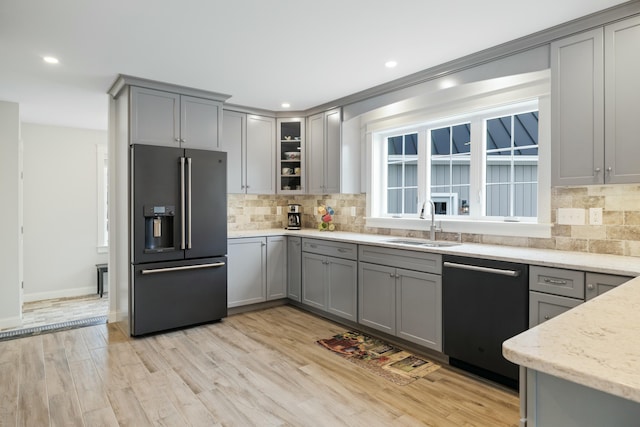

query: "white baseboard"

left=0, top=315, right=22, bottom=330
left=23, top=286, right=97, bottom=303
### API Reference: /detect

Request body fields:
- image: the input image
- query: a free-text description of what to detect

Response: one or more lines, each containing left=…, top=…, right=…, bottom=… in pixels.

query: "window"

left=387, top=133, right=418, bottom=214
left=373, top=101, right=541, bottom=222
left=486, top=112, right=539, bottom=217
left=430, top=123, right=471, bottom=215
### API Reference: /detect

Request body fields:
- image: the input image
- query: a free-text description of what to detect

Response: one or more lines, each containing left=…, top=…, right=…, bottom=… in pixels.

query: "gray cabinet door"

left=227, top=237, right=266, bottom=307
left=221, top=110, right=245, bottom=193
left=327, top=256, right=357, bottom=322
left=585, top=272, right=631, bottom=301
left=605, top=15, right=640, bottom=184
left=266, top=236, right=287, bottom=300
left=246, top=115, right=276, bottom=194
left=529, top=291, right=581, bottom=328
left=324, top=108, right=341, bottom=194
left=301, top=252, right=326, bottom=310
left=131, top=87, right=180, bottom=147
left=358, top=262, right=396, bottom=335
left=551, top=29, right=604, bottom=185
left=181, top=95, right=221, bottom=150
left=287, top=237, right=302, bottom=302
left=396, top=269, right=442, bottom=351
left=306, top=109, right=341, bottom=194
left=306, top=112, right=325, bottom=194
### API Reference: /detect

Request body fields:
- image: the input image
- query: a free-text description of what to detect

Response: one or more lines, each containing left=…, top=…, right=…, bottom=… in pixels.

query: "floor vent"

left=0, top=315, right=108, bottom=342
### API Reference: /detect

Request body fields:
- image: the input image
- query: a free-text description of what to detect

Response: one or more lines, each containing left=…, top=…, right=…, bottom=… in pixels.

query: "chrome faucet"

left=420, top=200, right=438, bottom=241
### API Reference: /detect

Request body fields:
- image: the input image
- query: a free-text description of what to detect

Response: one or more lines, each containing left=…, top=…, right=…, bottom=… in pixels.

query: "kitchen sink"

left=384, top=238, right=461, bottom=247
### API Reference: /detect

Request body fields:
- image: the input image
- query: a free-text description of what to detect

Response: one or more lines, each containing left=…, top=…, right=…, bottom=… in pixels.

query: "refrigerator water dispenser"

left=144, top=205, right=175, bottom=252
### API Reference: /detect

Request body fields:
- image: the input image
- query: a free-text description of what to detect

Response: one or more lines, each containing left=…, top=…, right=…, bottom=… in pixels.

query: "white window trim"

left=96, top=144, right=108, bottom=253
left=364, top=71, right=551, bottom=238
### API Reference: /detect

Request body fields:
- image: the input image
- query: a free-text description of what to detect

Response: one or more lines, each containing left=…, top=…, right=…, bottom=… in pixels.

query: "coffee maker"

left=287, top=204, right=301, bottom=230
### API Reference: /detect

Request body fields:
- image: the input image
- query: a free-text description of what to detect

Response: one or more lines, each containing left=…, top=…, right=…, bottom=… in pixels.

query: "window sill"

left=365, top=217, right=552, bottom=239
left=97, top=246, right=109, bottom=254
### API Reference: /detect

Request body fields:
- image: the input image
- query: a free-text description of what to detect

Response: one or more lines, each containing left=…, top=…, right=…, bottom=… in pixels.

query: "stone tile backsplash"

left=228, top=184, right=640, bottom=257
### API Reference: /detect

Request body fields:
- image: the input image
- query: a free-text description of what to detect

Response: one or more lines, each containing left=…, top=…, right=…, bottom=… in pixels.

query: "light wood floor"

left=0, top=305, right=519, bottom=426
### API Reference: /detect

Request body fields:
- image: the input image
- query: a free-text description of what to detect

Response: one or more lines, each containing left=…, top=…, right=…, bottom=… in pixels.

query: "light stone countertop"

left=228, top=228, right=640, bottom=276
left=230, top=228, right=640, bottom=401
left=503, top=276, right=640, bottom=403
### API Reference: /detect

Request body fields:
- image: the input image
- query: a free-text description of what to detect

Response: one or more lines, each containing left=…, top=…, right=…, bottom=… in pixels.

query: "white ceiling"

left=0, top=0, right=629, bottom=130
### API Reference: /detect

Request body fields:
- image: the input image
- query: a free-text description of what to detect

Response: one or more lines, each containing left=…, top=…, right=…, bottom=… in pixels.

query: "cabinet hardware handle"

left=544, top=315, right=550, bottom=320
left=389, top=273, right=395, bottom=278
left=310, top=244, right=318, bottom=248
left=595, top=167, right=601, bottom=174
left=587, top=283, right=594, bottom=290
left=174, top=137, right=180, bottom=142
left=543, top=278, right=567, bottom=285
left=606, top=166, right=613, bottom=174
left=395, top=274, right=400, bottom=278
left=338, top=248, right=348, bottom=253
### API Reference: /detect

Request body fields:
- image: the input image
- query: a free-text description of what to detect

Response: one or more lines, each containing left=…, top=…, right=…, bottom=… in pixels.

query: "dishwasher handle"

left=443, top=261, right=521, bottom=277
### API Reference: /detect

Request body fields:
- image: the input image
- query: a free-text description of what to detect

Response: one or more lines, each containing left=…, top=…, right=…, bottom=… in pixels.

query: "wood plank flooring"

left=0, top=305, right=519, bottom=426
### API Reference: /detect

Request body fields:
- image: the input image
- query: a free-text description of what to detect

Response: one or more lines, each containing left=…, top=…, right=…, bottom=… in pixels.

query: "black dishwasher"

left=443, top=255, right=528, bottom=388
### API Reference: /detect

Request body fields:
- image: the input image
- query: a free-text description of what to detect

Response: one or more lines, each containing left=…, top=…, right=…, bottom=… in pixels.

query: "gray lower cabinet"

left=228, top=237, right=266, bottom=307
left=585, top=272, right=632, bottom=301
left=287, top=236, right=302, bottom=302
left=228, top=236, right=287, bottom=308
left=529, top=291, right=582, bottom=328
left=358, top=245, right=442, bottom=352
left=301, top=238, right=357, bottom=322
left=266, top=236, right=287, bottom=300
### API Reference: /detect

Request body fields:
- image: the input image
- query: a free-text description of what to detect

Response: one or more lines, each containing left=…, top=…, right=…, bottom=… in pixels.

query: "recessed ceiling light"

left=43, top=56, right=59, bottom=64
left=281, top=103, right=290, bottom=108
left=385, top=60, right=397, bottom=68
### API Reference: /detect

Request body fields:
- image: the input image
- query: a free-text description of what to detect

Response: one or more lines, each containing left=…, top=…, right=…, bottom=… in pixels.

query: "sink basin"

left=384, top=238, right=461, bottom=248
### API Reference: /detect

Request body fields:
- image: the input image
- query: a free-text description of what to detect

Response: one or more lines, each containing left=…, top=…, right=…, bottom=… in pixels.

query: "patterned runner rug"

left=317, top=331, right=440, bottom=385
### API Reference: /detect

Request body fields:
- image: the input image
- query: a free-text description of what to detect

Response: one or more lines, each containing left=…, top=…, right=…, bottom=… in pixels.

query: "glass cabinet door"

left=277, top=119, right=305, bottom=193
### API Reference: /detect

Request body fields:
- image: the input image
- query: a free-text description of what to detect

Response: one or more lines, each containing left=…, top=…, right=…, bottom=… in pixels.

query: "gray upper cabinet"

left=551, top=29, right=604, bottom=186
left=604, top=15, right=640, bottom=184
left=131, top=86, right=222, bottom=150
left=307, top=108, right=341, bottom=194
left=552, top=16, right=640, bottom=185
left=221, top=110, right=276, bottom=194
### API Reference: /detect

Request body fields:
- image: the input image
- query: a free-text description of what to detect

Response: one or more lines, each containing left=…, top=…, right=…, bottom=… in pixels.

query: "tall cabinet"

left=221, top=110, right=276, bottom=194
left=551, top=16, right=640, bottom=185
left=307, top=108, right=341, bottom=194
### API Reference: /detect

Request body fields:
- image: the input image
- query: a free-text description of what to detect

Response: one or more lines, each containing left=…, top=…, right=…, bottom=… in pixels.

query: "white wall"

left=22, top=123, right=108, bottom=301
left=0, top=101, right=22, bottom=328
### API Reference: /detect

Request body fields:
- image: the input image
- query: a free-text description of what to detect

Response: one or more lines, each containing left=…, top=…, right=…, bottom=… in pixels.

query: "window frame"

left=365, top=79, right=551, bottom=238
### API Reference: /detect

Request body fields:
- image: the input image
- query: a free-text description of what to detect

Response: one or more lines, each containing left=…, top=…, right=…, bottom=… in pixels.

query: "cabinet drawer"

left=302, top=238, right=357, bottom=260
left=359, top=245, right=441, bottom=274
left=529, top=266, right=585, bottom=299
left=529, top=291, right=582, bottom=328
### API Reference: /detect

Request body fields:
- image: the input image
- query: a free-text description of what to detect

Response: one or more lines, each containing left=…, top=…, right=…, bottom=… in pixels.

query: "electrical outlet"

left=557, top=208, right=586, bottom=225
left=589, top=207, right=603, bottom=225
left=351, top=206, right=356, bottom=216
left=276, top=206, right=282, bottom=215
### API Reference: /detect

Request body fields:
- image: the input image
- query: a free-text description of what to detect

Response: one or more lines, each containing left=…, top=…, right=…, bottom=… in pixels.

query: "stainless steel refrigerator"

left=130, top=144, right=227, bottom=336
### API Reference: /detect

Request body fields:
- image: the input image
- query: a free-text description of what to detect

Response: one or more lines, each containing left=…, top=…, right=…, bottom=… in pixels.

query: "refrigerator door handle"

left=180, top=157, right=186, bottom=250
left=141, top=262, right=226, bottom=275
left=187, top=157, right=192, bottom=249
